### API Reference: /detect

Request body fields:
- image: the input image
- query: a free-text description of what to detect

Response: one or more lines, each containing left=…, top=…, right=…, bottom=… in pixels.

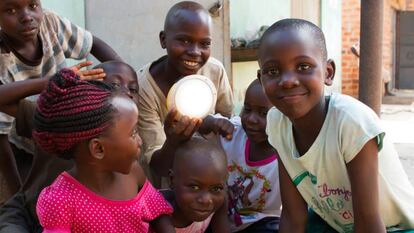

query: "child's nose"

left=20, top=9, right=33, bottom=23
left=247, top=113, right=259, bottom=124
left=197, top=192, right=213, bottom=205
left=278, top=71, right=299, bottom=88
left=187, top=44, right=202, bottom=56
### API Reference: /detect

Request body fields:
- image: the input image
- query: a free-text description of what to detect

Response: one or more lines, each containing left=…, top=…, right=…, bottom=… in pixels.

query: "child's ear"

left=324, top=59, right=336, bottom=86
left=89, top=138, right=105, bottom=160
left=159, top=31, right=166, bottom=49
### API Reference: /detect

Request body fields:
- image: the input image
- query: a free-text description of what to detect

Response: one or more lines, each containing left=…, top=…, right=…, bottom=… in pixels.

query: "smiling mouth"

left=183, top=60, right=199, bottom=68
left=279, top=93, right=307, bottom=102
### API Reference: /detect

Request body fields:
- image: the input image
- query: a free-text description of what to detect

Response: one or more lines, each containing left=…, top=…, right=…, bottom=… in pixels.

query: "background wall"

left=321, top=0, right=342, bottom=94
left=42, top=0, right=86, bottom=66
left=230, top=0, right=291, bottom=113
left=230, top=0, right=290, bottom=41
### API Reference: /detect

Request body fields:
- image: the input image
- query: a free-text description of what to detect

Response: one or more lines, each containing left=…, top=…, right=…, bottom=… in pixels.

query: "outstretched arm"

left=279, top=161, right=308, bottom=233
left=0, top=79, right=48, bottom=117
left=90, top=35, right=123, bottom=62
left=347, top=138, right=386, bottom=233
left=198, top=114, right=234, bottom=140
left=0, top=62, right=104, bottom=117
left=150, top=109, right=201, bottom=177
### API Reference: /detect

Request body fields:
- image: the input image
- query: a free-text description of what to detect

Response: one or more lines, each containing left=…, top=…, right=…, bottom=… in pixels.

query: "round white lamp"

left=167, top=75, right=217, bottom=118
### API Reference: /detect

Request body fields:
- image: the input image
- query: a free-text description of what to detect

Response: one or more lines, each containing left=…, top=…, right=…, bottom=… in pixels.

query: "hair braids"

left=32, top=69, right=116, bottom=157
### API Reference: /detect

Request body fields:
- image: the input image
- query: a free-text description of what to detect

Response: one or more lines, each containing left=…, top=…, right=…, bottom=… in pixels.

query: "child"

left=138, top=1, right=234, bottom=186
left=201, top=79, right=282, bottom=232
left=0, top=64, right=167, bottom=233
left=33, top=69, right=174, bottom=232
left=258, top=19, right=414, bottom=232
left=0, top=0, right=121, bottom=195
left=162, top=136, right=230, bottom=233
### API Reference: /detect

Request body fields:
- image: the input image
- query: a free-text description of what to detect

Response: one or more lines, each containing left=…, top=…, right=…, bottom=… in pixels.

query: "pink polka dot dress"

left=36, top=172, right=173, bottom=233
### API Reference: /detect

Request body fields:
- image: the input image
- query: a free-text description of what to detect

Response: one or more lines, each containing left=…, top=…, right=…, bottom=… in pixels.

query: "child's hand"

left=70, top=61, right=106, bottom=80
left=164, top=108, right=202, bottom=145
left=199, top=115, right=234, bottom=140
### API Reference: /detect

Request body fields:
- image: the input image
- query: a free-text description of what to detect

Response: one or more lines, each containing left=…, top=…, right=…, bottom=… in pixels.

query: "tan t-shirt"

left=137, top=56, right=234, bottom=185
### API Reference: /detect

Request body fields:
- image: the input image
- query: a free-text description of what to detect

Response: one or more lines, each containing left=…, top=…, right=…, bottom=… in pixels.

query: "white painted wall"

left=321, top=0, right=342, bottom=93
left=42, top=0, right=86, bottom=66
left=230, top=0, right=291, bottom=42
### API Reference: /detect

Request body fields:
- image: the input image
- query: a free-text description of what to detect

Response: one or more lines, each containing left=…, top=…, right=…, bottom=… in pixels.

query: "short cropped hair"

left=259, top=18, right=328, bottom=60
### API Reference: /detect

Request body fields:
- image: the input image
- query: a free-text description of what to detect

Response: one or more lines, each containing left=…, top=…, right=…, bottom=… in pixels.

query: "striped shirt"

left=0, top=10, right=93, bottom=152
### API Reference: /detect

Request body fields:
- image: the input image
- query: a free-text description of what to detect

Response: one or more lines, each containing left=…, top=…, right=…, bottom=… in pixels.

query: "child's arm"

left=0, top=62, right=103, bottom=117
left=198, top=114, right=234, bottom=140
left=149, top=215, right=176, bottom=233
left=209, top=198, right=231, bottom=233
left=90, top=36, right=123, bottom=62
left=0, top=78, right=47, bottom=117
left=346, top=138, right=386, bottom=233
left=150, top=109, right=202, bottom=177
left=279, top=162, right=308, bottom=233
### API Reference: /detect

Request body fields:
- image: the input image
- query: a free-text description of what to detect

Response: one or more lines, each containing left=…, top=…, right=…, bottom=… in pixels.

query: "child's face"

left=258, top=30, right=334, bottom=120
left=241, top=83, right=273, bottom=144
left=161, top=10, right=211, bottom=76
left=0, top=0, right=43, bottom=43
left=172, top=151, right=226, bottom=222
left=99, top=96, right=142, bottom=174
left=104, top=66, right=139, bottom=105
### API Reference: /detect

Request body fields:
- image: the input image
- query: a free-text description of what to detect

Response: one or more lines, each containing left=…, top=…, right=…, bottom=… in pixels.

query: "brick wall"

left=341, top=0, right=360, bottom=97
left=341, top=0, right=413, bottom=97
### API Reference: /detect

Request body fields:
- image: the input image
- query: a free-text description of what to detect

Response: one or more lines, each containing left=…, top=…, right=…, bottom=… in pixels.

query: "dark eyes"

left=262, top=63, right=312, bottom=77
left=298, top=64, right=311, bottom=71
left=111, top=82, right=121, bottom=88
left=111, top=82, right=138, bottom=93
left=6, top=8, right=16, bottom=14
left=5, top=3, right=38, bottom=14
left=259, top=110, right=268, bottom=117
left=30, top=4, right=39, bottom=9
left=187, top=185, right=224, bottom=193
left=190, top=185, right=200, bottom=191
left=211, top=186, right=224, bottom=193
left=262, top=68, right=280, bottom=77
left=129, top=87, right=138, bottom=94
left=201, top=41, right=211, bottom=48
left=177, top=38, right=211, bottom=48
left=179, top=38, right=190, bottom=44
left=131, top=126, right=139, bottom=138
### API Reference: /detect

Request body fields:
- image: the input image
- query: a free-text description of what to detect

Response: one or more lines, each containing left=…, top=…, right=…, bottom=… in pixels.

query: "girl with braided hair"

left=31, top=69, right=174, bottom=233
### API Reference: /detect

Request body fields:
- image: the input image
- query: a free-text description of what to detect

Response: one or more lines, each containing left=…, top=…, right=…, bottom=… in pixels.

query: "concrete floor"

left=381, top=104, right=414, bottom=185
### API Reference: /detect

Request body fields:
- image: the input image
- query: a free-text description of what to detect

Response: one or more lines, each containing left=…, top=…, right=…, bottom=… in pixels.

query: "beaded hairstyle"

left=32, top=69, right=116, bottom=158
